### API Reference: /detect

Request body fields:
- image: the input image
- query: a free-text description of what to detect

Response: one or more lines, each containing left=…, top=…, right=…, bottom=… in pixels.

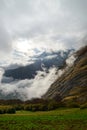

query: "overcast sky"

left=0, top=0, right=87, bottom=63
left=0, top=0, right=87, bottom=100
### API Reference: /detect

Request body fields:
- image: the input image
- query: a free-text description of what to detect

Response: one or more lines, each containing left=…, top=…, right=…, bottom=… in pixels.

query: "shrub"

left=24, top=104, right=48, bottom=112
left=31, top=105, right=37, bottom=112
left=0, top=109, right=5, bottom=114
left=38, top=104, right=48, bottom=111
left=47, top=100, right=58, bottom=110
left=24, top=105, right=32, bottom=111
left=80, top=103, right=87, bottom=109
left=0, top=106, right=16, bottom=114
left=6, top=107, right=16, bottom=114
left=31, top=104, right=42, bottom=112
left=14, top=105, right=24, bottom=111
left=65, top=101, right=80, bottom=108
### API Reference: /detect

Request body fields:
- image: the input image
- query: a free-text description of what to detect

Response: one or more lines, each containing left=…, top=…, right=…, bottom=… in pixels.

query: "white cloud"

left=0, top=67, right=58, bottom=100
left=0, top=49, right=78, bottom=100
left=0, top=23, right=12, bottom=57
left=0, top=68, right=4, bottom=82
left=66, top=55, right=76, bottom=66
left=44, top=55, right=57, bottom=60
left=0, top=0, right=87, bottom=62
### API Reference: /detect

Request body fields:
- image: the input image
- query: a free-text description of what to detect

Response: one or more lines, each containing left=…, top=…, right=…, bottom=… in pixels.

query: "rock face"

left=43, top=46, right=87, bottom=103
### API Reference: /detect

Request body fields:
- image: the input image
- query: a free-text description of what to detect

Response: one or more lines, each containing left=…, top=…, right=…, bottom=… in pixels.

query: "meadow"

left=0, top=108, right=87, bottom=130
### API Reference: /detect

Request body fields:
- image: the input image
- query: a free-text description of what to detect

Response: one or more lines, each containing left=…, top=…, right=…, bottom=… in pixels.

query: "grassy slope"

left=0, top=108, right=87, bottom=130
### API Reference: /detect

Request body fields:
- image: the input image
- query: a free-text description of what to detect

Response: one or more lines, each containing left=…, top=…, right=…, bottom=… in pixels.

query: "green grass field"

left=0, top=108, right=87, bottom=130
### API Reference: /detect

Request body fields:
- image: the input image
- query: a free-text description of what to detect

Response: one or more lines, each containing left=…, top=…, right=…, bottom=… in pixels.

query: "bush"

left=0, top=109, right=5, bottom=114
left=38, top=104, right=48, bottom=111
left=31, top=105, right=38, bottom=112
left=24, top=100, right=64, bottom=112
left=24, top=105, right=32, bottom=111
left=31, top=104, right=43, bottom=112
left=24, top=104, right=48, bottom=112
left=0, top=106, right=16, bottom=114
left=47, top=100, right=58, bottom=110
left=0, top=107, right=7, bottom=114
left=80, top=103, right=87, bottom=109
left=6, top=107, right=16, bottom=114
left=14, top=105, right=24, bottom=111
left=65, top=101, right=80, bottom=108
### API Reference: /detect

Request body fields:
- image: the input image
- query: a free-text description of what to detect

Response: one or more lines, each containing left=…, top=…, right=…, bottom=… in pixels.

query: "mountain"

left=2, top=49, right=74, bottom=83
left=43, top=46, right=87, bottom=104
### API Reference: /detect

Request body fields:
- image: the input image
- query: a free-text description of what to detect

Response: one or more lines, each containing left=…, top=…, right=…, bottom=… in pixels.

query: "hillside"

left=43, top=46, right=87, bottom=104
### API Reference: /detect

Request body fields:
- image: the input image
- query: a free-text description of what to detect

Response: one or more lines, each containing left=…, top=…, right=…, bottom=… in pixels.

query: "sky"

left=0, top=0, right=87, bottom=64
left=0, top=0, right=87, bottom=100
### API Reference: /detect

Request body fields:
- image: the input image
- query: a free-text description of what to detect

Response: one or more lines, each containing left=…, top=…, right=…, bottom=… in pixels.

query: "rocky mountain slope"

left=43, top=46, right=87, bottom=104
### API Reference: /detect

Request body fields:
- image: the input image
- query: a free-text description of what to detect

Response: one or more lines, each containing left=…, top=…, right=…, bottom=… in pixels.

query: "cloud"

left=0, top=50, right=77, bottom=100
left=0, top=49, right=80, bottom=100
left=0, top=68, right=4, bottom=82
left=0, top=0, right=87, bottom=60
left=0, top=67, right=58, bottom=100
left=66, top=55, right=76, bottom=66
left=0, top=23, right=12, bottom=57
left=44, top=55, right=57, bottom=60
